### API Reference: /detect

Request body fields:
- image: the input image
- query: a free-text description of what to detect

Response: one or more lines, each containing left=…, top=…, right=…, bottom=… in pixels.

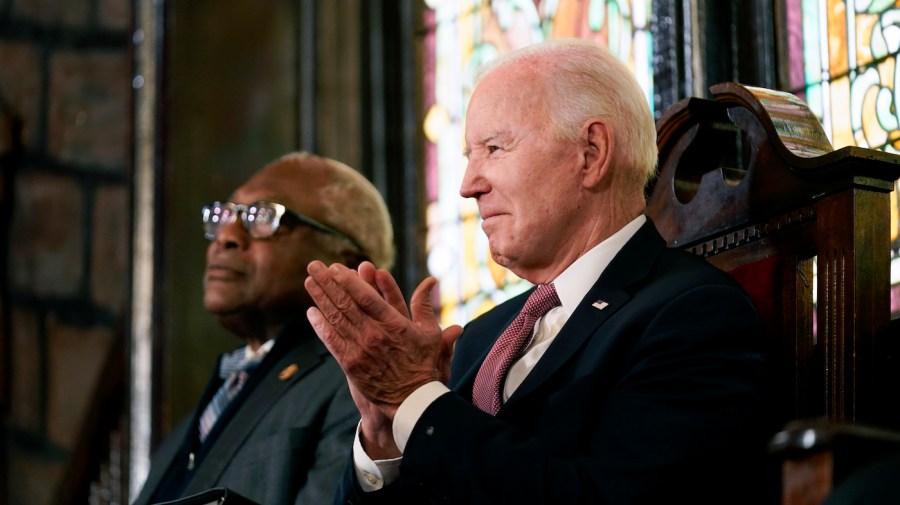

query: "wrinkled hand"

left=305, top=260, right=462, bottom=419
left=348, top=380, right=400, bottom=459
left=347, top=263, right=402, bottom=458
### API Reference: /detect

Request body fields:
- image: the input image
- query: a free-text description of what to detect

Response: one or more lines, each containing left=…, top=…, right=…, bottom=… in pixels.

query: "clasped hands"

left=305, top=260, right=463, bottom=421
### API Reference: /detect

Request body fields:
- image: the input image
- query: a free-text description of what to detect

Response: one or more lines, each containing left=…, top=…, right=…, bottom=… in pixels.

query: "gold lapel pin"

left=279, top=363, right=299, bottom=381
left=592, top=300, right=609, bottom=310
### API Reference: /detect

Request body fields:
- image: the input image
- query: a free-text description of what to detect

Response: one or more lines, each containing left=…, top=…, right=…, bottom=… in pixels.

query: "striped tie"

left=198, top=357, right=260, bottom=442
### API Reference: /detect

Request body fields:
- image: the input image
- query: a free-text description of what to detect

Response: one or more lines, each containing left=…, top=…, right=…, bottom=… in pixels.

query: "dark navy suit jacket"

left=337, top=219, right=774, bottom=504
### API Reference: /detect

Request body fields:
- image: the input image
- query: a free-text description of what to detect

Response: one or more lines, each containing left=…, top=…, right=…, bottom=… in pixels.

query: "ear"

left=582, top=119, right=612, bottom=189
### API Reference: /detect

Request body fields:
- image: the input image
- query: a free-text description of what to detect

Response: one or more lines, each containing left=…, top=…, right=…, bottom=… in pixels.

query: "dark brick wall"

left=0, top=0, right=132, bottom=503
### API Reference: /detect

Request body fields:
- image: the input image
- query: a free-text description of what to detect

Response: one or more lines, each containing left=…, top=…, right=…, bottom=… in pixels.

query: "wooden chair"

left=646, top=83, right=900, bottom=504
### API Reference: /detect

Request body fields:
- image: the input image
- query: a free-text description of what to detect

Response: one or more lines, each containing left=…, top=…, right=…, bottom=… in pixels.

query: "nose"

left=213, top=215, right=250, bottom=250
left=459, top=159, right=489, bottom=199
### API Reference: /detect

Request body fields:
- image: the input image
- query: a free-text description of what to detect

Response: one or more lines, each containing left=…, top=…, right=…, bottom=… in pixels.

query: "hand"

left=356, top=262, right=456, bottom=385
left=349, top=380, right=401, bottom=459
left=305, top=260, right=462, bottom=419
left=349, top=263, right=402, bottom=458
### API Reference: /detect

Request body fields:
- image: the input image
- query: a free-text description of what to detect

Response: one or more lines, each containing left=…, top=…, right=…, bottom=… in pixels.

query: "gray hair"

left=475, top=39, right=658, bottom=188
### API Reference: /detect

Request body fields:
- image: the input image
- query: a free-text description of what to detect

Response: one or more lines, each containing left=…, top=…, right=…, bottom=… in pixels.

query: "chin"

left=202, top=296, right=234, bottom=315
left=489, top=248, right=514, bottom=270
left=490, top=246, right=537, bottom=280
left=203, top=304, right=227, bottom=316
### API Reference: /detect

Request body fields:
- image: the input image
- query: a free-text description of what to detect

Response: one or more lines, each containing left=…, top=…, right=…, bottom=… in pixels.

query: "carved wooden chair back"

left=647, top=82, right=900, bottom=428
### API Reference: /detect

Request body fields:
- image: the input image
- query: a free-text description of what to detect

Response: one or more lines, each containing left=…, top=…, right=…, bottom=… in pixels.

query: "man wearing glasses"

left=133, top=152, right=394, bottom=505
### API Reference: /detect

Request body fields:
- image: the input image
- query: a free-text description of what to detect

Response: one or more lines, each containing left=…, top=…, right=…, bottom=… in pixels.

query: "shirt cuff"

left=392, top=381, right=451, bottom=452
left=352, top=421, right=401, bottom=491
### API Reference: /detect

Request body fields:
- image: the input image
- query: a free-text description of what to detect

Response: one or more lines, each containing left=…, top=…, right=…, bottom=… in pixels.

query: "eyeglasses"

left=201, top=200, right=363, bottom=250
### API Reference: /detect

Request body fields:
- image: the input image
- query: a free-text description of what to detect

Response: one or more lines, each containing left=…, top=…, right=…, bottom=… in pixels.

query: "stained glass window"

left=785, top=0, right=900, bottom=315
left=422, top=0, right=653, bottom=326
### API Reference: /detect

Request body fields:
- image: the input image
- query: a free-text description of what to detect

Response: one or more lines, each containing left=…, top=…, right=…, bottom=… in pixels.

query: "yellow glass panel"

left=855, top=13, right=878, bottom=67
left=829, top=76, right=855, bottom=147
left=462, top=209, right=481, bottom=301
left=551, top=0, right=581, bottom=38
left=877, top=57, right=895, bottom=89
left=861, top=84, right=888, bottom=147
left=472, top=298, right=496, bottom=319
left=892, top=183, right=899, bottom=242
left=827, top=0, right=849, bottom=76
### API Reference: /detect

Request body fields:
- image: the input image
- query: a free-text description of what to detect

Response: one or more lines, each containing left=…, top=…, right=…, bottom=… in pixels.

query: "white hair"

left=475, top=39, right=658, bottom=188
left=270, top=152, right=395, bottom=270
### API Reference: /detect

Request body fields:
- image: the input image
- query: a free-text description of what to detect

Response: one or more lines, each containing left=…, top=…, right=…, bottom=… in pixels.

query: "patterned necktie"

left=198, top=353, right=262, bottom=443
left=472, top=283, right=561, bottom=415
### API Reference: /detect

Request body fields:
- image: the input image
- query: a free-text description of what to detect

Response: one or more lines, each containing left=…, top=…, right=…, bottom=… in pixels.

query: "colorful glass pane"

left=788, top=0, right=900, bottom=315
left=423, top=0, right=653, bottom=325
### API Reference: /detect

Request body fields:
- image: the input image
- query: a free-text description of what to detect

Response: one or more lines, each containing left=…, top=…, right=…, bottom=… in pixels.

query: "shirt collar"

left=552, top=215, right=646, bottom=316
left=218, top=338, right=275, bottom=379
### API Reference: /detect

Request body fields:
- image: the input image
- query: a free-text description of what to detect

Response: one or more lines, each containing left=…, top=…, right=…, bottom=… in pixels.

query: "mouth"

left=205, top=264, right=246, bottom=281
left=478, top=207, right=504, bottom=221
left=479, top=211, right=508, bottom=227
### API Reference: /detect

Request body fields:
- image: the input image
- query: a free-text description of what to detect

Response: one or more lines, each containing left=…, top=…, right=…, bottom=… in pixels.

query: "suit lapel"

left=501, top=220, right=666, bottom=412
left=132, top=419, right=192, bottom=505
left=132, top=352, right=228, bottom=505
left=451, top=295, right=528, bottom=400
left=184, top=335, right=328, bottom=492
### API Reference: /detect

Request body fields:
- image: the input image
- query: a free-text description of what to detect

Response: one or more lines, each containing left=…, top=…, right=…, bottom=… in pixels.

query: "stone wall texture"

left=1, top=0, right=132, bottom=503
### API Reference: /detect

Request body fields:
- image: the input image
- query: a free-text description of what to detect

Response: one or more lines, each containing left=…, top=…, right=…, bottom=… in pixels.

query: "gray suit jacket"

left=133, top=319, right=357, bottom=505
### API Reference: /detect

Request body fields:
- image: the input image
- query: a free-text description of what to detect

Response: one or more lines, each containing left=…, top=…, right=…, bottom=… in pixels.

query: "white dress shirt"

left=354, top=215, right=647, bottom=490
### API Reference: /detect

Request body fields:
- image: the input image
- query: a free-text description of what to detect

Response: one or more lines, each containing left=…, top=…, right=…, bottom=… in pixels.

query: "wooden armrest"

left=769, top=420, right=900, bottom=505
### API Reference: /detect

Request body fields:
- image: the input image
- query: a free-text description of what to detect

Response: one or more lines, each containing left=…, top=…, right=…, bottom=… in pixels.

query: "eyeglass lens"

left=202, top=202, right=283, bottom=240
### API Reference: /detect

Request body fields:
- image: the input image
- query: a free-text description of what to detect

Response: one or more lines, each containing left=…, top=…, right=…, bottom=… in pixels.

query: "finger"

left=306, top=306, right=351, bottom=365
left=374, top=268, right=411, bottom=318
left=304, top=264, right=366, bottom=331
left=437, top=324, right=464, bottom=383
left=307, top=261, right=381, bottom=329
left=359, top=262, right=409, bottom=318
left=441, top=324, right=464, bottom=350
left=358, top=261, right=377, bottom=288
left=409, top=277, right=439, bottom=325
left=308, top=263, right=412, bottom=360
left=326, top=263, right=408, bottom=324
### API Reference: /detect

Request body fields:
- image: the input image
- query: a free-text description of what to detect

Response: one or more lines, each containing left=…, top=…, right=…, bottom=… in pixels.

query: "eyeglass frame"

left=201, top=200, right=364, bottom=251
